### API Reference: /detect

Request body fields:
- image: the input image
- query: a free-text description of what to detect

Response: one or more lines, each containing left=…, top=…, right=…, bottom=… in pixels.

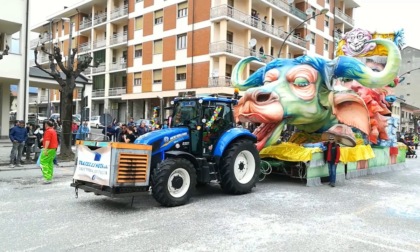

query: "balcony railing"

left=335, top=8, right=354, bottom=25
left=78, top=42, right=91, bottom=53
left=92, top=39, right=106, bottom=49
left=208, top=77, right=232, bottom=87
left=92, top=89, right=105, bottom=98
left=79, top=19, right=92, bottom=30
left=92, top=63, right=106, bottom=74
left=40, top=95, right=48, bottom=102
left=108, top=87, right=127, bottom=96
left=109, top=61, right=127, bottom=71
left=210, top=5, right=306, bottom=48
left=265, top=0, right=307, bottom=20
left=29, top=96, right=38, bottom=103
left=210, top=41, right=275, bottom=63
left=30, top=33, right=53, bottom=48
left=82, top=68, right=91, bottom=76
left=94, top=13, right=107, bottom=25
left=110, top=32, right=128, bottom=45
left=111, top=5, right=128, bottom=20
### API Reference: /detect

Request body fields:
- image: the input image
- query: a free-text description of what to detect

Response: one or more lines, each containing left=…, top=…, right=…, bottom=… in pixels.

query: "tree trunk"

left=58, top=77, right=76, bottom=161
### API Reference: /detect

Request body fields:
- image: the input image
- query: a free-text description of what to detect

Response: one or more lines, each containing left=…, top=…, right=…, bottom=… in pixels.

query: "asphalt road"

left=0, top=159, right=420, bottom=252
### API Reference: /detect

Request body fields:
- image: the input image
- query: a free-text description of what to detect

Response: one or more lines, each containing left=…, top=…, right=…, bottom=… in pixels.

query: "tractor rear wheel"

left=152, top=158, right=197, bottom=207
left=219, top=139, right=260, bottom=194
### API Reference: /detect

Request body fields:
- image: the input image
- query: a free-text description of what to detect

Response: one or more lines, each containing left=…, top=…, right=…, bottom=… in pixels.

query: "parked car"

left=89, top=116, right=104, bottom=128
left=49, top=113, right=81, bottom=125
left=49, top=113, right=60, bottom=121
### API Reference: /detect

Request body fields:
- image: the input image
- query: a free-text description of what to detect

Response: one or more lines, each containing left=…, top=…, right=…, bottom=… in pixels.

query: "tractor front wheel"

left=152, top=158, right=197, bottom=207
left=220, top=139, right=260, bottom=194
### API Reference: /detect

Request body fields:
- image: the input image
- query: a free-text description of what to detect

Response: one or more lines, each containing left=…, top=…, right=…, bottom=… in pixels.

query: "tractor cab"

left=170, top=92, right=236, bottom=157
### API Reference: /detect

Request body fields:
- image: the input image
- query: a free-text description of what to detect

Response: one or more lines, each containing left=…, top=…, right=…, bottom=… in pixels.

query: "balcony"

left=82, top=68, right=91, bottom=76
left=79, top=19, right=92, bottom=30
left=94, top=13, right=107, bottom=26
left=92, top=89, right=105, bottom=98
left=265, top=0, right=307, bottom=20
left=110, top=5, right=128, bottom=20
left=109, top=61, right=127, bottom=71
left=208, top=77, right=232, bottom=87
left=29, top=96, right=38, bottom=103
left=92, top=63, right=106, bottom=74
left=335, top=8, right=354, bottom=25
left=210, top=5, right=306, bottom=48
left=210, top=41, right=275, bottom=63
left=110, top=32, right=127, bottom=45
left=40, top=95, right=48, bottom=102
left=92, top=39, right=106, bottom=50
left=30, top=33, right=53, bottom=48
left=108, top=87, right=127, bottom=96
left=78, top=42, right=91, bottom=53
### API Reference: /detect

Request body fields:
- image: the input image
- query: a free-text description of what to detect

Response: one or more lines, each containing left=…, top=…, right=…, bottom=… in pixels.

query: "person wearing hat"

left=9, top=120, right=28, bottom=168
left=40, top=120, right=58, bottom=183
left=324, top=135, right=341, bottom=187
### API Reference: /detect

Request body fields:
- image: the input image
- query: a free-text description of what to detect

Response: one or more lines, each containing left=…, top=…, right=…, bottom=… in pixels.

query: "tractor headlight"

left=198, top=99, right=203, bottom=104
left=175, top=143, right=181, bottom=149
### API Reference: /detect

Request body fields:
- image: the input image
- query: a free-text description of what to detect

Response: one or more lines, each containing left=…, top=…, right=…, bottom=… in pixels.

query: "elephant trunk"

left=334, top=39, right=401, bottom=88
left=231, top=56, right=264, bottom=91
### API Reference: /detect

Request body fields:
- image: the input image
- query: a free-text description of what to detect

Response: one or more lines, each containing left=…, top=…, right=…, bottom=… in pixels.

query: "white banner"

left=73, top=145, right=111, bottom=186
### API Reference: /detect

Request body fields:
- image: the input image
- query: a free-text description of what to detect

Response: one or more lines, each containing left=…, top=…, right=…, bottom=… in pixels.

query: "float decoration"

left=232, top=31, right=406, bottom=186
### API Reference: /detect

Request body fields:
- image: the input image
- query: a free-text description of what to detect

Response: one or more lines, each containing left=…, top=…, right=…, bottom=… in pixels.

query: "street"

left=0, top=158, right=420, bottom=252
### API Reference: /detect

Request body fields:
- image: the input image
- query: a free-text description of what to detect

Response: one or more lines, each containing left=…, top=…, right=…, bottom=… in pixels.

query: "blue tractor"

left=135, top=93, right=260, bottom=206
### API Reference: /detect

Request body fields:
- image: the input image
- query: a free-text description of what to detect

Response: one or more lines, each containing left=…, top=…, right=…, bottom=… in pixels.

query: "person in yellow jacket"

left=413, top=134, right=419, bottom=150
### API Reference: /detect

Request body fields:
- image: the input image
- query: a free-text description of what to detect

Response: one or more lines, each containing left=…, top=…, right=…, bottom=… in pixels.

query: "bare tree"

left=413, top=110, right=420, bottom=135
left=34, top=37, right=97, bottom=160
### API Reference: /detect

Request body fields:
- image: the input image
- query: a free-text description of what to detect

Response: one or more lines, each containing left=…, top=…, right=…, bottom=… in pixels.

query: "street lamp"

left=277, top=8, right=329, bottom=58
left=398, top=67, right=420, bottom=84
left=0, top=44, right=9, bottom=60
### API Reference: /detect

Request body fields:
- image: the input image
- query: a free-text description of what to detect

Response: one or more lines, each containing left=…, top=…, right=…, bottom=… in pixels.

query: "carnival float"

left=232, top=28, right=408, bottom=186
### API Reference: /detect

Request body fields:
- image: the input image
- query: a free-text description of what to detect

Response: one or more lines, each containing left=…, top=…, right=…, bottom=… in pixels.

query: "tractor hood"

left=134, top=127, right=190, bottom=146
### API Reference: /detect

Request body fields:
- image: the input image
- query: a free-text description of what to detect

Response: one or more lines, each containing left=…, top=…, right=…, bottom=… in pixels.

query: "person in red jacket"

left=40, top=121, right=58, bottom=184
left=324, top=135, right=341, bottom=187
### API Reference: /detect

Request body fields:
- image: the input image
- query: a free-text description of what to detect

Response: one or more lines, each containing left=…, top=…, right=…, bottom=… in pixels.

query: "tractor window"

left=172, top=100, right=199, bottom=127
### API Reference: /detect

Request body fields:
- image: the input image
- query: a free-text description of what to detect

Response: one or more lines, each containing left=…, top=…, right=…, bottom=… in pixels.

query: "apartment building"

left=0, top=0, right=30, bottom=138
left=394, top=46, right=420, bottom=109
left=30, top=0, right=359, bottom=123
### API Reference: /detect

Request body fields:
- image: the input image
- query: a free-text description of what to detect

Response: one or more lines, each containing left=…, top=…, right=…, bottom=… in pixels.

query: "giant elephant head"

left=232, top=39, right=401, bottom=151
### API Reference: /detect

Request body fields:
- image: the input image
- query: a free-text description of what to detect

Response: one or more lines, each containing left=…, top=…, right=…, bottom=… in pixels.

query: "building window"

left=154, top=39, right=163, bottom=54
left=135, top=16, right=143, bottom=30
left=155, top=10, right=163, bottom=25
left=177, top=34, right=187, bottom=50
left=311, top=7, right=316, bottom=18
left=176, top=66, right=187, bottom=81
left=324, top=39, right=329, bottom=51
left=135, top=44, right=143, bottom=58
left=324, top=16, right=329, bottom=27
left=178, top=2, right=188, bottom=18
left=311, top=32, right=315, bottom=45
left=134, top=72, right=142, bottom=86
left=153, top=69, right=162, bottom=84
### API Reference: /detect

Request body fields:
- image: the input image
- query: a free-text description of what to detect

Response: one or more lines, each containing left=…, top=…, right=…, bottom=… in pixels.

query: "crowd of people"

left=9, top=119, right=60, bottom=183
left=100, top=118, right=169, bottom=143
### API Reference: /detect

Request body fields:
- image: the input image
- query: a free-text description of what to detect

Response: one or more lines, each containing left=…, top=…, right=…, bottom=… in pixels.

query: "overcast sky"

left=353, top=0, right=419, bottom=49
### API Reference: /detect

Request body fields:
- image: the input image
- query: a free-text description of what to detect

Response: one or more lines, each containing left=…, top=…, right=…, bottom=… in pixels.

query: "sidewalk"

left=0, top=139, right=75, bottom=171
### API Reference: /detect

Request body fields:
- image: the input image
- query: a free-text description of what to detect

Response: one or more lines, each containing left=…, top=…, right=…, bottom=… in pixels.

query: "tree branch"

left=53, top=46, right=70, bottom=76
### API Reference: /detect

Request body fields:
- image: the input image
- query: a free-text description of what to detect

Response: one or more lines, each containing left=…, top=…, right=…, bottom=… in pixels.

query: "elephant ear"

left=329, top=91, right=370, bottom=135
